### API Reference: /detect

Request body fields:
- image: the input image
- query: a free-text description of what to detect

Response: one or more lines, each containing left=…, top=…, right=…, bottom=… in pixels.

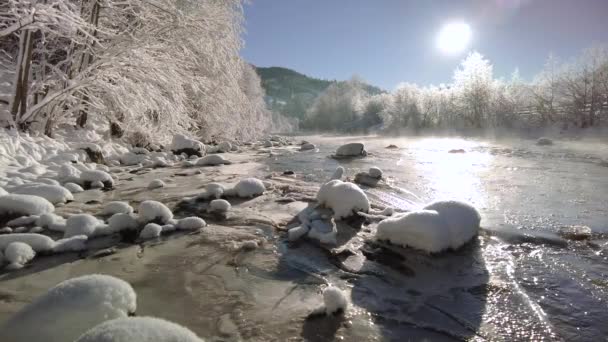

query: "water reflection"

left=409, top=138, right=492, bottom=207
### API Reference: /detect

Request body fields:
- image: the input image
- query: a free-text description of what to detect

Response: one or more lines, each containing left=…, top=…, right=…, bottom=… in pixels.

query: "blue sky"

left=242, top=0, right=608, bottom=90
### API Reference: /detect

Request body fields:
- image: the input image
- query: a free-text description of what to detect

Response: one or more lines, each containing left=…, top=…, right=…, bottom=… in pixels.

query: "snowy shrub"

left=138, top=201, right=173, bottom=224
left=147, top=179, right=165, bottom=190
left=0, top=274, right=137, bottom=342
left=323, top=286, right=348, bottom=315
left=100, top=202, right=134, bottom=216
left=13, top=184, right=74, bottom=204
left=64, top=182, right=84, bottom=193
left=74, top=317, right=204, bottom=342
left=139, top=223, right=162, bottom=240
left=176, top=217, right=206, bottom=230
left=64, top=214, right=103, bottom=238
left=233, top=178, right=265, bottom=198
left=316, top=180, right=369, bottom=220
left=195, top=154, right=231, bottom=166
left=0, top=194, right=55, bottom=216
left=0, top=233, right=55, bottom=252
left=4, top=241, right=36, bottom=269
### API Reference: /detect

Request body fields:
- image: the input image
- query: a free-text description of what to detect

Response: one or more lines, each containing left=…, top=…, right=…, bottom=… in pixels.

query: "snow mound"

left=195, top=154, right=231, bottom=166
left=36, top=213, right=67, bottom=231
left=4, top=241, right=35, bottom=269
left=19, top=164, right=47, bottom=175
left=0, top=233, right=55, bottom=252
left=58, top=164, right=82, bottom=183
left=81, top=170, right=113, bottom=189
left=139, top=223, right=162, bottom=239
left=0, top=194, right=55, bottom=216
left=368, top=167, right=382, bottom=178
left=37, top=178, right=60, bottom=185
left=138, top=201, right=173, bottom=224
left=323, top=286, right=348, bottom=315
left=233, top=178, right=265, bottom=198
left=0, top=274, right=137, bottom=342
left=119, top=152, right=146, bottom=166
left=423, top=200, right=481, bottom=250
left=29, top=226, right=44, bottom=233
left=161, top=224, right=176, bottom=233
left=107, top=213, right=139, bottom=233
left=100, top=201, right=133, bottom=216
left=64, top=214, right=103, bottom=238
left=300, top=143, right=315, bottom=151
left=7, top=215, right=39, bottom=227
left=64, top=182, right=84, bottom=193
left=75, top=317, right=204, bottom=342
left=209, top=199, right=231, bottom=213
left=13, top=184, right=73, bottom=204
left=203, top=183, right=225, bottom=199
left=171, top=134, right=205, bottom=156
left=330, top=166, right=344, bottom=181
left=147, top=179, right=165, bottom=189
left=176, top=217, right=206, bottom=230
left=316, top=180, right=369, bottom=220
left=335, top=143, right=366, bottom=157
left=53, top=235, right=88, bottom=253
left=217, top=141, right=232, bottom=153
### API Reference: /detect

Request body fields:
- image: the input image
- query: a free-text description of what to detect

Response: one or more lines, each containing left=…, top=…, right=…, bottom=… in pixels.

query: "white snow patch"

left=64, top=182, right=84, bottom=193
left=161, top=224, right=176, bottom=233
left=147, top=179, right=165, bottom=189
left=0, top=233, right=55, bottom=252
left=233, top=178, right=265, bottom=198
left=100, top=201, right=133, bottom=216
left=37, top=178, right=60, bottom=185
left=4, top=241, right=35, bottom=269
left=139, top=223, right=162, bottom=239
left=74, top=317, right=204, bottom=342
left=64, top=214, right=103, bottom=238
left=209, top=199, right=231, bottom=213
left=204, top=183, right=225, bottom=199
left=107, top=213, right=139, bottom=233
left=316, top=180, right=369, bottom=220
left=423, top=200, right=481, bottom=250
left=0, top=274, right=137, bottom=342
left=0, top=194, right=55, bottom=216
left=58, top=164, right=82, bottom=183
left=176, top=217, right=206, bottom=230
left=29, top=226, right=44, bottom=233
left=368, top=167, right=383, bottom=178
left=195, top=154, right=231, bottom=166
left=323, top=286, right=348, bottom=315
left=330, top=166, right=344, bottom=181
left=13, top=184, right=73, bottom=204
left=80, top=170, right=113, bottom=188
left=138, top=200, right=173, bottom=224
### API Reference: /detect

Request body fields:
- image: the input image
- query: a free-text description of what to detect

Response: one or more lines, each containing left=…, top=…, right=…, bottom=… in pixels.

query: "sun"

left=437, top=22, right=472, bottom=55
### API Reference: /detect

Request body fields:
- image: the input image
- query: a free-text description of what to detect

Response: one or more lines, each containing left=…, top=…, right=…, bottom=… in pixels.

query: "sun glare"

left=437, top=22, right=472, bottom=55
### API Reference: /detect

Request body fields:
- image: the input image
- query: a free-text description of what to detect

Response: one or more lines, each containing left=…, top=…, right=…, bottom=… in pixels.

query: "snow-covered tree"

left=453, top=51, right=494, bottom=128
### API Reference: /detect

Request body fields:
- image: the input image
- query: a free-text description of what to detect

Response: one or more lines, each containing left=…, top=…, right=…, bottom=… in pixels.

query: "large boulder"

left=334, top=143, right=367, bottom=158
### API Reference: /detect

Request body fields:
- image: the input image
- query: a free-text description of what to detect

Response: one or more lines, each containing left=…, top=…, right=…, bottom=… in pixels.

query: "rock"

left=536, top=137, right=553, bottom=146
left=334, top=143, right=366, bottom=157
left=368, top=167, right=382, bottom=179
left=300, top=143, right=315, bottom=151
left=386, top=144, right=398, bottom=149
left=559, top=225, right=592, bottom=241
left=354, top=172, right=380, bottom=187
left=448, top=149, right=466, bottom=153
left=282, top=170, right=295, bottom=176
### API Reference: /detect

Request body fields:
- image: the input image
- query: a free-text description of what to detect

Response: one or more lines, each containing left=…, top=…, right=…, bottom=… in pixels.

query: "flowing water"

left=264, top=134, right=608, bottom=341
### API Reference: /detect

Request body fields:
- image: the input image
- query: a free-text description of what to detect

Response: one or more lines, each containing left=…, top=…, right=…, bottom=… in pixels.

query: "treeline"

left=0, top=0, right=285, bottom=142
left=304, top=47, right=608, bottom=133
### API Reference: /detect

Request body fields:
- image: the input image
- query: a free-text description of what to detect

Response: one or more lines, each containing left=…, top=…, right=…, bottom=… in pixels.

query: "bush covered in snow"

left=75, top=317, right=204, bottom=342
left=233, top=178, right=265, bottom=198
left=13, top=184, right=74, bottom=204
left=100, top=202, right=134, bottom=216
left=138, top=201, right=173, bottom=224
left=64, top=214, right=103, bottom=238
left=0, top=274, right=137, bottom=342
left=316, top=180, right=370, bottom=219
left=0, top=194, right=55, bottom=216
left=4, top=241, right=36, bottom=269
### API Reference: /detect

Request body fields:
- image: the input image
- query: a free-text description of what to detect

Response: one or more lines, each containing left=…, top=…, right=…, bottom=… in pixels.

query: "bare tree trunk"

left=76, top=0, right=101, bottom=128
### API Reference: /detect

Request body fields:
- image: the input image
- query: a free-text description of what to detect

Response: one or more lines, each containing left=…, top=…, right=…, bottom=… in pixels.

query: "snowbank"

left=64, top=214, right=103, bottom=238
left=176, top=217, right=206, bottom=230
left=0, top=274, right=137, bottom=342
left=316, top=180, right=369, bottom=220
left=233, top=178, right=265, bottom=198
left=0, top=194, right=55, bottom=216
left=100, top=201, right=133, bottom=216
left=0, top=233, right=55, bottom=252
left=323, top=286, right=348, bottom=315
left=13, top=184, right=74, bottom=204
left=74, top=317, right=204, bottom=342
left=138, top=200, right=173, bottom=224
left=4, top=241, right=36, bottom=269
left=195, top=154, right=231, bottom=166
left=139, top=223, right=162, bottom=239
left=58, top=164, right=82, bottom=183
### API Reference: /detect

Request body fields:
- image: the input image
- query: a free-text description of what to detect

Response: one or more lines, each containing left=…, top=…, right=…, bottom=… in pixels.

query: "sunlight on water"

left=409, top=138, right=492, bottom=206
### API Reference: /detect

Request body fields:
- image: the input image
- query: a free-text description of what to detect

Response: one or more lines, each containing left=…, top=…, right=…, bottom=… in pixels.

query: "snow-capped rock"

left=288, top=225, right=310, bottom=241
left=139, top=223, right=162, bottom=239
left=536, top=137, right=553, bottom=146
left=335, top=143, right=366, bottom=157
left=138, top=200, right=173, bottom=224
left=58, top=163, right=82, bottom=184
left=330, top=166, right=344, bottom=181
left=53, top=235, right=88, bottom=253
left=64, top=182, right=84, bottom=193
left=0, top=227, right=12, bottom=234
left=74, top=317, right=204, bottom=342
left=80, top=170, right=113, bottom=189
left=0, top=233, right=55, bottom=252
left=0, top=274, right=137, bottom=342
left=233, top=178, right=265, bottom=198
left=195, top=154, right=231, bottom=166
left=176, top=217, right=206, bottom=230
left=209, top=199, right=231, bottom=213
left=100, top=201, right=133, bottom=216
left=6, top=215, right=39, bottom=227
left=316, top=180, right=369, bottom=220
left=217, top=141, right=232, bottom=153
left=171, top=134, right=205, bottom=156
left=423, top=200, right=481, bottom=250
left=29, top=226, right=44, bottom=233
left=204, top=183, right=225, bottom=199
left=368, top=167, right=383, bottom=179
left=147, top=179, right=165, bottom=189
left=323, top=286, right=348, bottom=315
left=161, top=224, right=176, bottom=233
left=13, top=184, right=73, bottom=204
left=36, top=213, right=66, bottom=231
left=107, top=213, right=139, bottom=233
left=308, top=219, right=338, bottom=245
left=0, top=194, right=55, bottom=216
left=4, top=241, right=35, bottom=269
left=37, top=178, right=60, bottom=185
left=64, top=214, right=103, bottom=238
